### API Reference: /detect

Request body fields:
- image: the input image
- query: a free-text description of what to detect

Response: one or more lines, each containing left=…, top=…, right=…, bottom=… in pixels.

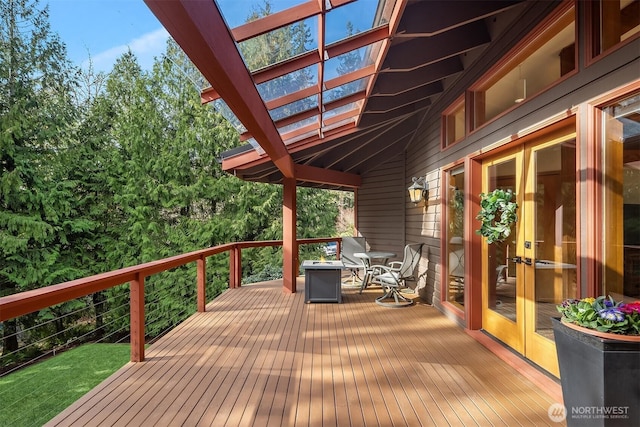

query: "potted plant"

left=475, top=189, right=518, bottom=244
left=553, top=296, right=640, bottom=426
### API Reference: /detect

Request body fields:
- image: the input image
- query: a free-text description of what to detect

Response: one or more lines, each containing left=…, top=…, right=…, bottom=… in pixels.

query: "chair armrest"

left=369, top=264, right=395, bottom=274
left=370, top=262, right=400, bottom=272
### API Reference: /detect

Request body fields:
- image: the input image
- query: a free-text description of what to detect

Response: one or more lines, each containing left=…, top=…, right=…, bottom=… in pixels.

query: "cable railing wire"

left=0, top=266, right=222, bottom=427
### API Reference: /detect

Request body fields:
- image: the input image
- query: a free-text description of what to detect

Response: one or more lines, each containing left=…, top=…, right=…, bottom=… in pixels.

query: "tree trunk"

left=2, top=318, right=19, bottom=354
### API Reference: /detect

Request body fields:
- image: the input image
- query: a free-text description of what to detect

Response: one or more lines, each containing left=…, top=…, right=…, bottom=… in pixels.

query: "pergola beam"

left=231, top=1, right=322, bottom=43
left=200, top=27, right=388, bottom=105
left=145, top=0, right=294, bottom=179
left=295, top=164, right=361, bottom=188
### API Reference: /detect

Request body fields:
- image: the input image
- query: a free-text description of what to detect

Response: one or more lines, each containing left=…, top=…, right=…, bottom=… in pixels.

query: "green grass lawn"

left=0, top=343, right=130, bottom=427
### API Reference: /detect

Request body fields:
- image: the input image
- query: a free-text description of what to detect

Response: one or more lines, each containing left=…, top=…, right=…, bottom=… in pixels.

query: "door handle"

left=511, top=256, right=522, bottom=264
left=523, top=257, right=533, bottom=266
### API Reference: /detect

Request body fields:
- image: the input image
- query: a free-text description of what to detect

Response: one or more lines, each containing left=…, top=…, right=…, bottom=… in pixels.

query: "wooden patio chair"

left=370, top=243, right=423, bottom=307
left=340, top=236, right=366, bottom=285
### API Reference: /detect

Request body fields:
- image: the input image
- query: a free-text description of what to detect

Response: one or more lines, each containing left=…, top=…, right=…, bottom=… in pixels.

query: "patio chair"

left=340, top=236, right=367, bottom=285
left=370, top=243, right=423, bottom=307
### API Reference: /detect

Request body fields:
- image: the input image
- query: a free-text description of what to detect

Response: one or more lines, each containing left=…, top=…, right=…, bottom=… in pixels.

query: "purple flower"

left=562, top=299, right=579, bottom=308
left=599, top=308, right=625, bottom=323
left=603, top=299, right=614, bottom=308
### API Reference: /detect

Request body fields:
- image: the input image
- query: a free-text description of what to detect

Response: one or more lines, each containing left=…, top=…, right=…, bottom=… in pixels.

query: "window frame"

left=467, top=1, right=577, bottom=133
left=441, top=95, right=466, bottom=150
left=585, top=0, right=640, bottom=67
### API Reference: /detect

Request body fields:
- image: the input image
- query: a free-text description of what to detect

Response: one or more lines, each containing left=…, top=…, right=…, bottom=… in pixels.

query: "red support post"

left=197, top=256, right=206, bottom=312
left=229, top=246, right=242, bottom=289
left=130, top=273, right=145, bottom=362
left=282, top=177, right=297, bottom=293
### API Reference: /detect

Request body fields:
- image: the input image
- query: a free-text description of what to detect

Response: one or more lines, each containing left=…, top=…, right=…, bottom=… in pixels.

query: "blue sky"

left=46, top=0, right=312, bottom=73
left=47, top=0, right=167, bottom=73
left=46, top=0, right=378, bottom=73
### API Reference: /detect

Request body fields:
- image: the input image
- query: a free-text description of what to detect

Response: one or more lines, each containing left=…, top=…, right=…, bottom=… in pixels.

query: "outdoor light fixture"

left=408, top=176, right=428, bottom=206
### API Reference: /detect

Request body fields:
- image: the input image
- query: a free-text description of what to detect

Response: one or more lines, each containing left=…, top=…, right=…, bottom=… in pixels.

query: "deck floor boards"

left=46, top=279, right=563, bottom=426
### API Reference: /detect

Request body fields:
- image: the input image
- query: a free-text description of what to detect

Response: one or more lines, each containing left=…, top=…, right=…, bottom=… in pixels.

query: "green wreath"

left=475, top=189, right=518, bottom=244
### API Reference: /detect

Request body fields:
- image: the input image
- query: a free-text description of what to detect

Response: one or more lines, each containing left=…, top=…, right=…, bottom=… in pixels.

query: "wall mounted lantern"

left=408, top=176, right=428, bottom=206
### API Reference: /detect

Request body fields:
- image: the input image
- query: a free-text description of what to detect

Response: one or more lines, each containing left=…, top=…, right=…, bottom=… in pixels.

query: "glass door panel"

left=482, top=152, right=524, bottom=354
left=446, top=167, right=465, bottom=307
left=487, top=160, right=518, bottom=320
left=531, top=140, right=577, bottom=338
left=524, top=137, right=577, bottom=377
left=481, top=127, right=576, bottom=377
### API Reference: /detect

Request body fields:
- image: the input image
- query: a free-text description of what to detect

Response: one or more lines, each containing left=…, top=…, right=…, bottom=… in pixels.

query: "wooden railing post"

left=229, top=245, right=242, bottom=289
left=130, top=273, right=145, bottom=362
left=197, top=256, right=206, bottom=312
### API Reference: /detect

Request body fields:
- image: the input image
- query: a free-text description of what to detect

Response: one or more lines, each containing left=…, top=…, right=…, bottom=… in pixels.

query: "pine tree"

left=0, top=0, right=81, bottom=352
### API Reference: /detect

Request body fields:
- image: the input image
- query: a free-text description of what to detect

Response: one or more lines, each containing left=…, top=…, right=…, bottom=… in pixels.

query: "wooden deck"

left=47, top=279, right=564, bottom=426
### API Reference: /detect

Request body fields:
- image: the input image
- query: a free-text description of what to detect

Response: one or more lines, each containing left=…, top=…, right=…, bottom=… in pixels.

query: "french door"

left=481, top=130, right=577, bottom=377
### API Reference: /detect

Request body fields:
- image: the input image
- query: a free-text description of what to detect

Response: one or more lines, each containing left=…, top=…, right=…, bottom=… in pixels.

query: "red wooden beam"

left=323, top=108, right=359, bottom=127
left=295, top=163, right=361, bottom=188
left=326, top=25, right=390, bottom=59
left=200, top=30, right=386, bottom=105
left=231, top=1, right=321, bottom=42
left=325, top=90, right=365, bottom=111
left=237, top=91, right=363, bottom=140
left=145, top=0, right=294, bottom=179
left=274, top=107, right=320, bottom=130
left=253, top=25, right=388, bottom=85
left=324, top=64, right=375, bottom=90
left=265, top=85, right=318, bottom=110
left=201, top=86, right=219, bottom=104
left=356, top=0, right=408, bottom=127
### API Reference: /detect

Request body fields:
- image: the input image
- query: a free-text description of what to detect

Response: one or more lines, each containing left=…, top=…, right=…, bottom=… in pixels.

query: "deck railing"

left=0, top=237, right=340, bottom=363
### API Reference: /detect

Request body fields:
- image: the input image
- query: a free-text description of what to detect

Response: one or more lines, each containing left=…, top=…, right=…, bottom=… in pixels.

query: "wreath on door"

left=476, top=189, right=518, bottom=244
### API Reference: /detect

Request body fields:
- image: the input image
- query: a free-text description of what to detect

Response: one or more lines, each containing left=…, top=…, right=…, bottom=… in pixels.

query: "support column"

left=229, top=246, right=241, bottom=289
left=283, top=177, right=297, bottom=293
left=130, top=273, right=145, bottom=362
left=197, top=256, right=206, bottom=312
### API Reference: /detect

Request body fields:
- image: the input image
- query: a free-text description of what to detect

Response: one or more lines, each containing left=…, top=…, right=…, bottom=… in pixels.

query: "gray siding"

left=357, top=1, right=640, bottom=308
left=357, top=154, right=405, bottom=263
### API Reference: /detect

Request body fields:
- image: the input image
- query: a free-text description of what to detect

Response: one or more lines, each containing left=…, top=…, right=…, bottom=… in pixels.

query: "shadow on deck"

left=47, top=278, right=564, bottom=426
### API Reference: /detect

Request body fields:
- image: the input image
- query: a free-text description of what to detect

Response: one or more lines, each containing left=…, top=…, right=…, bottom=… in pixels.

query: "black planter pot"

left=552, top=318, right=640, bottom=426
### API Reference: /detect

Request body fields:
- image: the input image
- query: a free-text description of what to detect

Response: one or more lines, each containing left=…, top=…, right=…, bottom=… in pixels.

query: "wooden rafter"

left=231, top=1, right=321, bottom=42
left=145, top=0, right=295, bottom=178
left=200, top=26, right=389, bottom=104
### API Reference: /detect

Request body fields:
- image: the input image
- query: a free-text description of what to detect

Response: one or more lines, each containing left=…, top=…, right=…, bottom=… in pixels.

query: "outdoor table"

left=353, top=251, right=396, bottom=291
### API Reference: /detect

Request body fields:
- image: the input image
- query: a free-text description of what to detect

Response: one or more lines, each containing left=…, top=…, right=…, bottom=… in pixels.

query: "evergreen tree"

left=0, top=0, right=83, bottom=352
left=239, top=0, right=315, bottom=117
left=327, top=21, right=364, bottom=101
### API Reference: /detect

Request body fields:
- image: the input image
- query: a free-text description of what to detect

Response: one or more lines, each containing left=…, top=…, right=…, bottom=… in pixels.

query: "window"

left=471, top=4, right=575, bottom=129
left=442, top=97, right=465, bottom=148
left=589, top=0, right=640, bottom=59
left=602, top=91, right=640, bottom=299
left=445, top=167, right=465, bottom=307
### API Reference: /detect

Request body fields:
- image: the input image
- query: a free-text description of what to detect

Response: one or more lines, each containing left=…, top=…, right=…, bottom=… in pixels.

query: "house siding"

left=357, top=1, right=639, bottom=312
left=357, top=154, right=405, bottom=263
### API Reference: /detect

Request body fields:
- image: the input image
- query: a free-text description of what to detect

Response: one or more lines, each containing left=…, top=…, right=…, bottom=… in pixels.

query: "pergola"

left=144, top=0, right=525, bottom=293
